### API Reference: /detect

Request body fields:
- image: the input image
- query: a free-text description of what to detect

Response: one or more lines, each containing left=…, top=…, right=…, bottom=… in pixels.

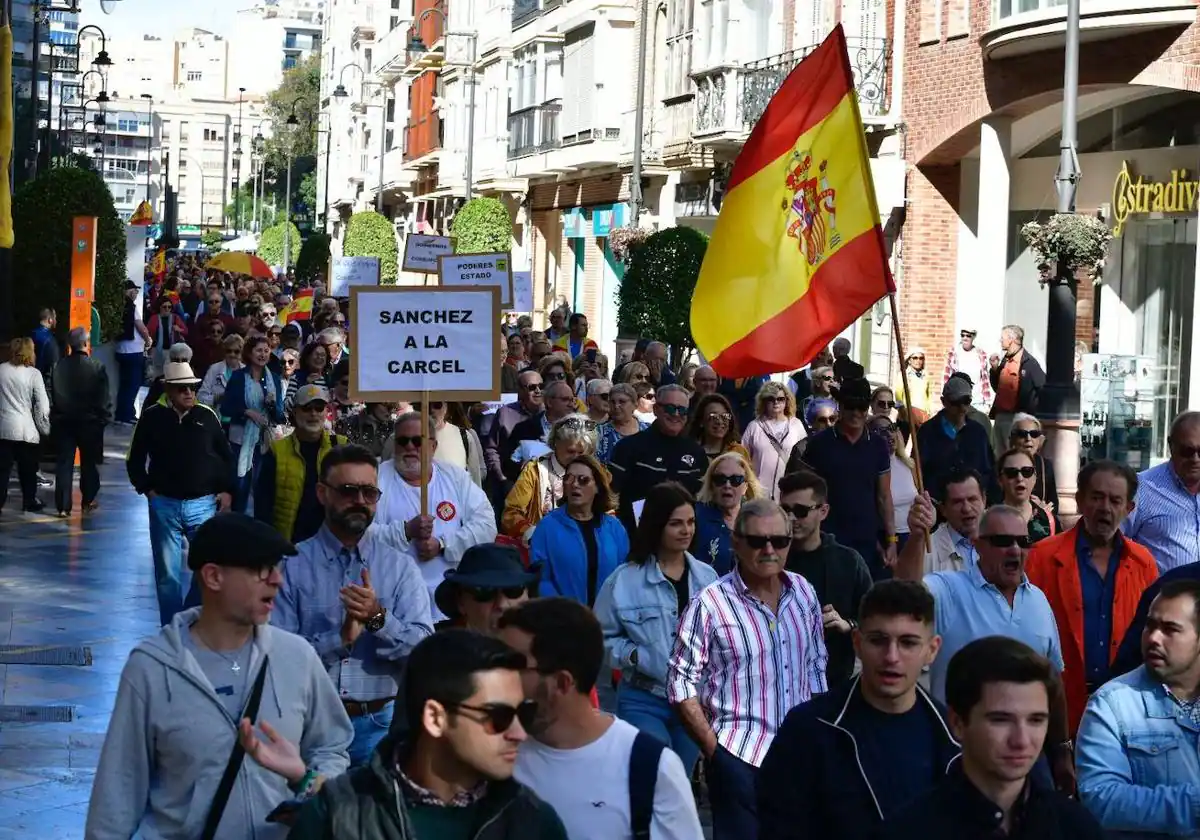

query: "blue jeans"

left=115, top=352, right=145, bottom=424
left=148, top=494, right=218, bottom=626
left=616, top=683, right=700, bottom=773
left=349, top=702, right=394, bottom=767
left=230, top=441, right=262, bottom=514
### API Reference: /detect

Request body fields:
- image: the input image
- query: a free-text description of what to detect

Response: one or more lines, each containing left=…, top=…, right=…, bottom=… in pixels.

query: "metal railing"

left=507, top=99, right=562, bottom=159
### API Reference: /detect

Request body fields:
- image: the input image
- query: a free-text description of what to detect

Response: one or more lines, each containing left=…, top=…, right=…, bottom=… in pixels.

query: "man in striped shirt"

left=668, top=497, right=828, bottom=840
left=1124, top=410, right=1200, bottom=574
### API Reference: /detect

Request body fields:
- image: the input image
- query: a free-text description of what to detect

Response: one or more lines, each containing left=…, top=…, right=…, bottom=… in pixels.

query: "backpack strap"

left=628, top=731, right=665, bottom=840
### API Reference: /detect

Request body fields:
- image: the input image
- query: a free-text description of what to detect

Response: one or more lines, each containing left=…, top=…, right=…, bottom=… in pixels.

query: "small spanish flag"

left=279, top=288, right=315, bottom=323
left=149, top=248, right=167, bottom=280
left=689, top=25, right=894, bottom=378
left=129, top=200, right=154, bottom=226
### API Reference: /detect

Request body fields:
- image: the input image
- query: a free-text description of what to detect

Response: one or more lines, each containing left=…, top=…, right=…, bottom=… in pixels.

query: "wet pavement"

left=0, top=425, right=158, bottom=839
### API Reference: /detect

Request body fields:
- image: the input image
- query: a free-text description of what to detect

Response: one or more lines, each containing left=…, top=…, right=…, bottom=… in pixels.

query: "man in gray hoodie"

left=86, top=513, right=354, bottom=840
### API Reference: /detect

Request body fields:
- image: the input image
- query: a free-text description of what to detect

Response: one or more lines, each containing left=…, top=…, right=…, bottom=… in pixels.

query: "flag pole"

left=888, top=292, right=931, bottom=550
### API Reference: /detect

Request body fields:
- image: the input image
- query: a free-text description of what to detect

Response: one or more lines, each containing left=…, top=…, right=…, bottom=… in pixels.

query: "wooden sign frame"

left=436, top=251, right=514, bottom=309
left=402, top=233, right=456, bottom=274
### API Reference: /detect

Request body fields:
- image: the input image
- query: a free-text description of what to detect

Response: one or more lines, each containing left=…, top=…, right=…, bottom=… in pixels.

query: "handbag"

left=199, top=655, right=270, bottom=840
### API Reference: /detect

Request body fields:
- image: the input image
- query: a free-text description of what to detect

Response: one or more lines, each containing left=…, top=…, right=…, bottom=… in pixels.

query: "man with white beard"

left=374, top=411, right=497, bottom=619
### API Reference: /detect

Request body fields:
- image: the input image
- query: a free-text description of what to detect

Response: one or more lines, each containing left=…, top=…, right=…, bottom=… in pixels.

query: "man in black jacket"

left=878, top=637, right=1102, bottom=840
left=484, top=368, right=544, bottom=504
left=290, top=630, right=568, bottom=840
left=51, top=327, right=111, bottom=517
left=758, top=580, right=957, bottom=840
left=127, top=361, right=233, bottom=626
left=502, top=380, right=577, bottom=476
left=916, top=377, right=995, bottom=500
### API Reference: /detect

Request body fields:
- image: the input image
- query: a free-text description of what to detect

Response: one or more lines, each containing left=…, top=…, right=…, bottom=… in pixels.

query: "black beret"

left=187, top=512, right=298, bottom=571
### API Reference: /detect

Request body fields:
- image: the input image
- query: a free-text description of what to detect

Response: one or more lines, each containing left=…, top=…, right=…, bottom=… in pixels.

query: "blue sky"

left=87, top=0, right=244, bottom=41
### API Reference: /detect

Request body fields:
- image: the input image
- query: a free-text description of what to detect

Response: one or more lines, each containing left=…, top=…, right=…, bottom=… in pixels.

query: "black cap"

left=124, top=280, right=139, bottom=291
left=830, top=376, right=873, bottom=403
left=187, top=512, right=298, bottom=571
left=434, top=543, right=538, bottom=619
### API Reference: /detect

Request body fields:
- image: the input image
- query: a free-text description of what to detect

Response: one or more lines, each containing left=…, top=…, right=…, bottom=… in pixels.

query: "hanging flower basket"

left=609, top=225, right=650, bottom=265
left=1020, top=213, right=1112, bottom=286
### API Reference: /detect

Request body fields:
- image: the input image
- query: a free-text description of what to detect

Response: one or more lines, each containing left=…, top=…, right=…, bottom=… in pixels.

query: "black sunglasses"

left=1011, top=429, right=1044, bottom=440
left=736, top=533, right=792, bottom=550
left=1176, top=444, right=1200, bottom=459
left=874, top=400, right=896, bottom=409
left=841, top=399, right=870, bottom=412
left=947, top=397, right=972, bottom=408
left=324, top=483, right=382, bottom=503
left=466, top=585, right=528, bottom=602
left=1001, top=466, right=1036, bottom=479
left=395, top=435, right=423, bottom=448
left=980, top=534, right=1033, bottom=549
left=711, top=474, right=746, bottom=487
left=782, top=502, right=819, bottom=518
left=452, top=700, right=538, bottom=735
left=660, top=404, right=689, bottom=417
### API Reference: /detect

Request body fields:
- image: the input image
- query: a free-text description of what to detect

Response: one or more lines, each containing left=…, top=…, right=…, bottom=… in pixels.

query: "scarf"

left=236, top=368, right=278, bottom=478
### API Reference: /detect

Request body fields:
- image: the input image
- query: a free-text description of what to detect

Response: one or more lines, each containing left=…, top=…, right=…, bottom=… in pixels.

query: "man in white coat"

left=374, top=411, right=497, bottom=620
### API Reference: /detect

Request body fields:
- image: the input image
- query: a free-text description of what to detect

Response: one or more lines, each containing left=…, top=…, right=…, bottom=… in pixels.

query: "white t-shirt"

left=514, top=717, right=703, bottom=840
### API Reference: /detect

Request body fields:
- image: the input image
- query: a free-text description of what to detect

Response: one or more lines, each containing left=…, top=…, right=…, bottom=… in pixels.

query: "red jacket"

left=1025, top=523, right=1158, bottom=733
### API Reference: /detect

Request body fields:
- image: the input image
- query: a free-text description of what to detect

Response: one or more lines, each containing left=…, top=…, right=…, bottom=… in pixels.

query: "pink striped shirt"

left=667, top=568, right=828, bottom=767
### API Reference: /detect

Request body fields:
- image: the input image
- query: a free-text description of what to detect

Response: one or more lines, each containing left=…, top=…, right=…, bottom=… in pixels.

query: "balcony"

left=982, top=0, right=1196, bottom=58
left=352, top=8, right=377, bottom=44
left=507, top=100, right=562, bottom=159
left=692, top=38, right=890, bottom=149
left=513, top=0, right=562, bottom=30
left=374, top=19, right=411, bottom=81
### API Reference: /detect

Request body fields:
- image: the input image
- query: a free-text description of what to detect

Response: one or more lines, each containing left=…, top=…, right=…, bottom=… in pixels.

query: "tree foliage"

left=12, top=165, right=126, bottom=342
left=263, top=55, right=321, bottom=167
left=201, top=229, right=225, bottom=253
left=258, top=221, right=302, bottom=268
left=451, top=197, right=513, bottom=255
left=616, top=227, right=708, bottom=356
left=296, top=232, right=331, bottom=282
left=343, top=211, right=398, bottom=284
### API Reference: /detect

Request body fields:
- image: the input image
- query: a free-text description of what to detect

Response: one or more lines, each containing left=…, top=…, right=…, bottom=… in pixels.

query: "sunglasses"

left=325, top=483, right=382, bottom=503
left=522, top=383, right=544, bottom=392
left=711, top=473, right=746, bottom=487
left=298, top=401, right=327, bottom=413
left=841, top=399, right=870, bottom=412
left=1176, top=445, right=1200, bottom=459
left=560, top=418, right=599, bottom=433
left=980, top=534, right=1034, bottom=549
left=874, top=400, right=896, bottom=409
left=659, top=404, right=689, bottom=417
left=466, top=585, right=528, bottom=602
left=1011, top=429, right=1044, bottom=440
left=706, top=412, right=732, bottom=423
left=544, top=372, right=566, bottom=381
left=1001, top=466, right=1036, bottom=479
left=816, top=375, right=835, bottom=382
left=767, top=396, right=787, bottom=404
left=782, top=502, right=819, bottom=518
left=564, top=473, right=593, bottom=486
left=872, top=423, right=895, bottom=434
left=736, top=533, right=792, bottom=550
left=451, top=700, right=538, bottom=735
left=395, top=435, right=423, bottom=448
left=171, top=384, right=197, bottom=393
left=946, top=397, right=972, bottom=408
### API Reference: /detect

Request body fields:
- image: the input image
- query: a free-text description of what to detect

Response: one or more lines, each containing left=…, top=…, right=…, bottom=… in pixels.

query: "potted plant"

left=608, top=225, right=650, bottom=265
left=1020, top=213, right=1112, bottom=287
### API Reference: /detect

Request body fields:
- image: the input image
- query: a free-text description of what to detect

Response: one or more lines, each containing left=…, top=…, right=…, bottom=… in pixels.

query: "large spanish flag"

left=690, top=25, right=894, bottom=378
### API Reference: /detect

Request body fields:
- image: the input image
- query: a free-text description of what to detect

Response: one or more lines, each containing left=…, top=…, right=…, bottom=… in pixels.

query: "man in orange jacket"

left=1025, top=459, right=1158, bottom=735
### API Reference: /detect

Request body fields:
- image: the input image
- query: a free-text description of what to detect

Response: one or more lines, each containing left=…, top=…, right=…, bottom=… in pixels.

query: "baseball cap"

left=187, top=512, right=298, bottom=571
left=294, top=384, right=331, bottom=407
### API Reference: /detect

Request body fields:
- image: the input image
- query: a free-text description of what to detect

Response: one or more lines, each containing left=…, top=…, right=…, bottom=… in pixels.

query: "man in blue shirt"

left=273, top=443, right=434, bottom=766
left=1124, top=410, right=1200, bottom=573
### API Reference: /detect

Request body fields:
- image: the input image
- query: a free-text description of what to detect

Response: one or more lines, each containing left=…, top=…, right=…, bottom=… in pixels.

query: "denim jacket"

left=593, top=553, right=718, bottom=698
left=1077, top=665, right=1200, bottom=838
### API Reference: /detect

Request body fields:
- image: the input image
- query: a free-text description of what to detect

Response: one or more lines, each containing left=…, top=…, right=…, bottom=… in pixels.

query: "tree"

left=344, top=211, right=398, bottom=284
left=12, top=165, right=126, bottom=342
left=201, top=229, right=225, bottom=253
left=262, top=56, right=320, bottom=230
left=616, top=226, right=708, bottom=359
left=258, top=221, right=302, bottom=268
left=451, top=197, right=513, bottom=254
left=223, top=180, right=258, bottom=232
left=296, top=232, right=331, bottom=282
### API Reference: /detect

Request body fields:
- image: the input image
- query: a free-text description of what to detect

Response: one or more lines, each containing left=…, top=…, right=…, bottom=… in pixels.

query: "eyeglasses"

left=1010, top=429, right=1044, bottom=440
left=521, top=383, right=544, bottom=392
left=171, top=384, right=197, bottom=393
left=782, top=502, right=819, bottom=518
left=544, top=371, right=566, bottom=382
left=324, top=483, right=382, bottom=503
left=593, top=392, right=611, bottom=401
left=706, top=412, right=732, bottom=423
left=979, top=533, right=1033, bottom=549
left=297, top=401, right=327, bottom=413
left=841, top=399, right=870, bottom=412
left=283, top=357, right=299, bottom=366
left=1000, top=466, right=1036, bottom=479
left=736, top=533, right=792, bottom=550
left=816, top=375, right=835, bottom=382
left=767, top=396, right=787, bottom=404
left=910, top=356, right=926, bottom=361
left=466, top=585, right=528, bottom=602
left=451, top=700, right=539, bottom=735
left=711, top=473, right=746, bottom=487
left=560, top=417, right=599, bottom=432
left=874, top=400, right=896, bottom=410
left=1176, top=444, right=1200, bottom=459
left=872, top=423, right=895, bottom=435
left=395, top=435, right=423, bottom=448
left=564, top=473, right=593, bottom=486
left=659, top=404, right=689, bottom=417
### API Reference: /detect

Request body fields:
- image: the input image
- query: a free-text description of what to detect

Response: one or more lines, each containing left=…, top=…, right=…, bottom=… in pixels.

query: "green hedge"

left=296, top=232, right=331, bottom=282
left=451, top=197, right=512, bottom=255
left=343, top=211, right=398, bottom=284
left=258, top=221, right=302, bottom=268
left=12, top=165, right=126, bottom=342
left=616, top=226, right=708, bottom=356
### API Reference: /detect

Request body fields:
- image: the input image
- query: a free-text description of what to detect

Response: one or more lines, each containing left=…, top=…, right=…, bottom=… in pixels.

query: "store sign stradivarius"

left=1112, top=160, right=1200, bottom=236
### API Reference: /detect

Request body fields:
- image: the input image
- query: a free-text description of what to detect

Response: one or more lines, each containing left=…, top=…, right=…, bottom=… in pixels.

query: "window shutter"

left=562, top=24, right=594, bottom=143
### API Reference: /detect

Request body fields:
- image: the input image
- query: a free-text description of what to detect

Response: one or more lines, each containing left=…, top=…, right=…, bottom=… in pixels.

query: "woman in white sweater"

left=0, top=338, right=50, bottom=512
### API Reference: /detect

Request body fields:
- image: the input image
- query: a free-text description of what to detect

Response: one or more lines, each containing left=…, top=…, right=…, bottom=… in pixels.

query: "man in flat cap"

left=87, top=512, right=353, bottom=840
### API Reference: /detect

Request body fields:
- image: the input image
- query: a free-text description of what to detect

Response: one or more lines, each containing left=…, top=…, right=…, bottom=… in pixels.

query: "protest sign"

left=402, top=233, right=455, bottom=274
left=349, top=286, right=501, bottom=403
left=511, top=270, right=533, bottom=312
left=438, top=252, right=513, bottom=308
left=329, top=256, right=380, bottom=297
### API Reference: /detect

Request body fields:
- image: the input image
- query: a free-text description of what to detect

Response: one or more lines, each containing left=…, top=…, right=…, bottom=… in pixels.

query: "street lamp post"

left=61, top=69, right=106, bottom=155
left=233, top=87, right=245, bottom=233
left=139, top=93, right=153, bottom=205
left=282, top=95, right=307, bottom=273
left=82, top=98, right=106, bottom=170
left=332, top=63, right=387, bottom=213
left=251, top=117, right=270, bottom=233
left=184, top=154, right=207, bottom=227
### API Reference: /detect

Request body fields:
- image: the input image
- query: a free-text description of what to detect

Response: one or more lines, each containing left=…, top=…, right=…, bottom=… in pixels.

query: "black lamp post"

left=233, top=87, right=245, bottom=232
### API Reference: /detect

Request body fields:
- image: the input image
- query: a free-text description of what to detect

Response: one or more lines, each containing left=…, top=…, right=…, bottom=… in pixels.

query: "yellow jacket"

left=501, top=455, right=563, bottom=541
left=270, top=431, right=346, bottom=541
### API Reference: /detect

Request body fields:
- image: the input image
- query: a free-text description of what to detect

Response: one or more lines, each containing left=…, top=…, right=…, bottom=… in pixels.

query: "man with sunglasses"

left=584, top=378, right=611, bottom=424
left=1123, top=410, right=1200, bottom=574
left=504, top=380, right=577, bottom=469
left=434, top=543, right=536, bottom=633
left=669, top=498, right=827, bottom=840
left=275, top=444, right=433, bottom=765
left=779, top=470, right=873, bottom=687
left=485, top=369, right=544, bottom=503
left=915, top=376, right=995, bottom=505
left=942, top=327, right=993, bottom=414
left=291, top=629, right=569, bottom=840
left=127, top=361, right=234, bottom=626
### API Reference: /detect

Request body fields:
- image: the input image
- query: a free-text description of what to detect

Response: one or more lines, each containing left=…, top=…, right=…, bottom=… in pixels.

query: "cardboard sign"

left=349, top=286, right=501, bottom=402
left=402, top=234, right=455, bottom=274
left=437, top=252, right=513, bottom=309
left=330, top=256, right=381, bottom=297
left=511, top=270, right=534, bottom=313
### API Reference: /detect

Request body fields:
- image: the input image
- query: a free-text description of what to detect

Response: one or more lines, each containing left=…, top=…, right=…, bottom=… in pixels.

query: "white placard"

left=402, top=234, right=455, bottom=274
left=511, top=270, right=534, bottom=312
left=438, top=252, right=513, bottom=308
left=483, top=393, right=517, bottom=414
left=350, top=286, right=502, bottom=402
left=633, top=499, right=646, bottom=524
left=330, top=256, right=380, bottom=297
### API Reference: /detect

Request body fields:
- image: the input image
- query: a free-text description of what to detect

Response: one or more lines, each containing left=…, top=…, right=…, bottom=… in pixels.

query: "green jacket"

left=290, top=734, right=568, bottom=840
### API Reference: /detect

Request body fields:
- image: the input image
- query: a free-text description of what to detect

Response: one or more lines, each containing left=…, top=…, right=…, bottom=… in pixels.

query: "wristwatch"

left=365, top=607, right=388, bottom=633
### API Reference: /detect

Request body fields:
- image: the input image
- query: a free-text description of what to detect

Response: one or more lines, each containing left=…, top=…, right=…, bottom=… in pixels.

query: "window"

left=283, top=54, right=298, bottom=70
left=560, top=24, right=595, bottom=144
left=665, top=0, right=694, bottom=97
left=204, top=128, right=218, bottom=142
left=512, top=46, right=537, bottom=112
left=285, top=32, right=298, bottom=49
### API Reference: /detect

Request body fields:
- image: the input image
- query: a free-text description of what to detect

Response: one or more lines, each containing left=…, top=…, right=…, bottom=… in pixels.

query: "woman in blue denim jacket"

left=593, top=481, right=717, bottom=771
left=220, top=335, right=284, bottom=512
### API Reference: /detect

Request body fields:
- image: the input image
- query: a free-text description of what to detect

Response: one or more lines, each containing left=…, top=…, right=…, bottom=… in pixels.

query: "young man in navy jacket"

left=757, top=580, right=960, bottom=840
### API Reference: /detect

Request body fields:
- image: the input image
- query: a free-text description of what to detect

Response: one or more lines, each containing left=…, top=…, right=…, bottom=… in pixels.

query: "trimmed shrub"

left=451, top=197, right=512, bottom=255
left=343, top=211, right=398, bottom=284
left=258, top=221, right=302, bottom=268
left=295, top=232, right=332, bottom=282
left=616, top=226, right=708, bottom=358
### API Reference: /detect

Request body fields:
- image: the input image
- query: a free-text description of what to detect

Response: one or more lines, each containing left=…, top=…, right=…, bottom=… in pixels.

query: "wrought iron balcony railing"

left=507, top=100, right=562, bottom=159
